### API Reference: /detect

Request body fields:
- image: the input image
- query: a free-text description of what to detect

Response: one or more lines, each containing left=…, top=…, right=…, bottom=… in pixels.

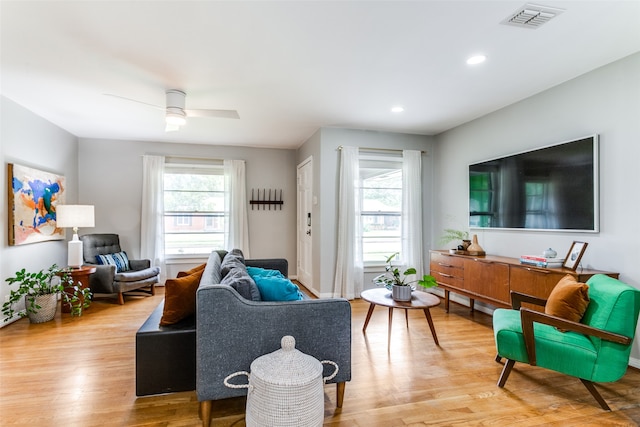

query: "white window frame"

left=359, top=154, right=403, bottom=267
left=163, top=161, right=226, bottom=257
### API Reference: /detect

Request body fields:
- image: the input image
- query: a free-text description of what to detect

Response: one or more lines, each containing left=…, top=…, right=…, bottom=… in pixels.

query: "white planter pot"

left=391, top=285, right=412, bottom=302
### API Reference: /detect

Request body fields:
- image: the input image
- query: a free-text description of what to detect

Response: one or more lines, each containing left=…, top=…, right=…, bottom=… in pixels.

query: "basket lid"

left=250, top=336, right=322, bottom=386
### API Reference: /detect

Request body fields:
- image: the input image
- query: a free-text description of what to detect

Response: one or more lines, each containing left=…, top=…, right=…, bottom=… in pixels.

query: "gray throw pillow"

left=220, top=267, right=261, bottom=301
left=220, top=249, right=245, bottom=278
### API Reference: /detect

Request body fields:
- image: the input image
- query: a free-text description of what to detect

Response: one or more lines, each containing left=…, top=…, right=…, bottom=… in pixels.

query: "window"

left=163, top=163, right=225, bottom=256
left=360, top=157, right=402, bottom=264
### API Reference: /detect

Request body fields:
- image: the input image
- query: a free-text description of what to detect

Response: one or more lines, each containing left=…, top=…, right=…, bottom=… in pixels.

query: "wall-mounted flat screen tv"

left=469, top=135, right=599, bottom=232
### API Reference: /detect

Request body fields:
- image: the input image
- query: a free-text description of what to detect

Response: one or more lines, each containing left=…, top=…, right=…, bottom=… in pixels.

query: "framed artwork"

left=562, top=241, right=588, bottom=271
left=8, top=163, right=66, bottom=246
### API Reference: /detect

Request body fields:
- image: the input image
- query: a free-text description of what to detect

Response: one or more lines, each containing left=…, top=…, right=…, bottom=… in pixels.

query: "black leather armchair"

left=80, top=233, right=160, bottom=304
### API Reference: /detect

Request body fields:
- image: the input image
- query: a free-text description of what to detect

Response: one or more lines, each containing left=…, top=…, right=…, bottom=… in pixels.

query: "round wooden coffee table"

left=361, top=287, right=441, bottom=349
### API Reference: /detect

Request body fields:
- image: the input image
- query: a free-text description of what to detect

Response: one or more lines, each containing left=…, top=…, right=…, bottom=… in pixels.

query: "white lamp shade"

left=57, top=205, right=95, bottom=228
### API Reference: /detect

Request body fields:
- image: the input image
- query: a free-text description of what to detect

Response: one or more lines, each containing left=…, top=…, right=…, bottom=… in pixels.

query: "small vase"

left=391, top=285, right=412, bottom=302
left=467, top=234, right=485, bottom=255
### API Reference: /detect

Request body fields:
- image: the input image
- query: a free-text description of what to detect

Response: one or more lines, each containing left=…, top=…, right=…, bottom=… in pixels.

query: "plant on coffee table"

left=372, top=253, right=437, bottom=301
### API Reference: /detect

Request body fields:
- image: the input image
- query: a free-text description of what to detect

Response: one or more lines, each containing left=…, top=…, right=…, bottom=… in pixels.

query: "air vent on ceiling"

left=501, top=3, right=565, bottom=29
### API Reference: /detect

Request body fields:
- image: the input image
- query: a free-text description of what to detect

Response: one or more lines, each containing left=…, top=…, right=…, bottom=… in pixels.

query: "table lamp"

left=56, top=205, right=95, bottom=268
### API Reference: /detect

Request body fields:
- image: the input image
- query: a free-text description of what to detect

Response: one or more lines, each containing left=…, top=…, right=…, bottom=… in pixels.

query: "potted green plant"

left=372, top=253, right=437, bottom=301
left=2, top=264, right=92, bottom=323
left=439, top=229, right=470, bottom=250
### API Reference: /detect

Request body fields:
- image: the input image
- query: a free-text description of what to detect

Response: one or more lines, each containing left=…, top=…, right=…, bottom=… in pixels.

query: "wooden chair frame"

left=496, top=291, right=632, bottom=410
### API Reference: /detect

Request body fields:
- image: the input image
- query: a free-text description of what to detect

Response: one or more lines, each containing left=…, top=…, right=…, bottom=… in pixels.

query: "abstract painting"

left=8, top=163, right=66, bottom=246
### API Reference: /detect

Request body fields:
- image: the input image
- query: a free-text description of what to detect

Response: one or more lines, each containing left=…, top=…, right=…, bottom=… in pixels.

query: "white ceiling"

left=2, top=1, right=639, bottom=149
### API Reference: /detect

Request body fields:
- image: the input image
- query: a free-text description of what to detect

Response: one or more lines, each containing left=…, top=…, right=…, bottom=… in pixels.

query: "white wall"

left=297, top=128, right=436, bottom=296
left=1, top=97, right=79, bottom=324
left=77, top=138, right=297, bottom=273
left=433, top=52, right=640, bottom=363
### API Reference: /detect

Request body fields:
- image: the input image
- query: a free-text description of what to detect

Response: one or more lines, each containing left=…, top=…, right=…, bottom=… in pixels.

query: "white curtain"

left=224, top=159, right=250, bottom=257
left=333, top=146, right=363, bottom=299
left=402, top=150, right=423, bottom=276
left=141, top=155, right=166, bottom=282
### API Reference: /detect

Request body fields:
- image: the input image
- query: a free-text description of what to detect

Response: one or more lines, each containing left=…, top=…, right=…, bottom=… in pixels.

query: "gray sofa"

left=136, top=250, right=352, bottom=427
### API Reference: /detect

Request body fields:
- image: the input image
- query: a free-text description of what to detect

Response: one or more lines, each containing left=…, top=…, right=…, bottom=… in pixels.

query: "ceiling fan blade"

left=104, top=93, right=164, bottom=110
left=186, top=109, right=240, bottom=119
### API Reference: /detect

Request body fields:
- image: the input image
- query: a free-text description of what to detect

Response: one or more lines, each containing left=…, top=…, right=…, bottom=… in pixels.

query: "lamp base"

left=68, top=238, right=83, bottom=268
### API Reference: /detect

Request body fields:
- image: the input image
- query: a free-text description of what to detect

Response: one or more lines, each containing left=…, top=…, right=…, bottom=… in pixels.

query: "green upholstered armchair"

left=493, top=274, right=640, bottom=410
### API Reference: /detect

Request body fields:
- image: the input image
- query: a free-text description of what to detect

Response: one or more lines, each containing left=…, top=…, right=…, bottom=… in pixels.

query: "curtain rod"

left=142, top=154, right=224, bottom=162
left=337, top=146, right=427, bottom=154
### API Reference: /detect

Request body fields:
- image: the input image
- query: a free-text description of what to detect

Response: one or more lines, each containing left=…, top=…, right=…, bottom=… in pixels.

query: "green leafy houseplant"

left=372, top=253, right=437, bottom=290
left=439, top=229, right=470, bottom=247
left=2, top=264, right=92, bottom=322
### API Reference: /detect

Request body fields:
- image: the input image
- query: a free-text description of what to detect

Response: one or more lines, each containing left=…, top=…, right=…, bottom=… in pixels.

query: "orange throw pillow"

left=160, top=269, right=204, bottom=326
left=545, top=274, right=590, bottom=323
left=177, top=263, right=206, bottom=278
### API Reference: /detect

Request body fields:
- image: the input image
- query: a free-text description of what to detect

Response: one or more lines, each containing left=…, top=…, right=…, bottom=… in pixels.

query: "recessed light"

left=391, top=106, right=404, bottom=113
left=466, top=55, right=486, bottom=65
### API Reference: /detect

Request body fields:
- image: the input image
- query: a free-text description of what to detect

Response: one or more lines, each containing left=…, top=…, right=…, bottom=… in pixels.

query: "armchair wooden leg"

left=495, top=354, right=502, bottom=363
left=117, top=292, right=125, bottom=305
left=497, top=359, right=515, bottom=388
left=336, top=382, right=346, bottom=408
left=200, top=400, right=212, bottom=427
left=580, top=379, right=611, bottom=411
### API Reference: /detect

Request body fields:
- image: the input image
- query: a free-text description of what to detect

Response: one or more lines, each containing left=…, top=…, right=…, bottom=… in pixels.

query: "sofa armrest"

left=196, top=284, right=351, bottom=402
left=245, top=258, right=288, bottom=277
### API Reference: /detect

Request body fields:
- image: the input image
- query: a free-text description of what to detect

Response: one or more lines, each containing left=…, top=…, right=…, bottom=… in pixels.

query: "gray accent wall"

left=1, top=97, right=79, bottom=322
left=433, top=52, right=640, bottom=363
left=77, top=139, right=298, bottom=264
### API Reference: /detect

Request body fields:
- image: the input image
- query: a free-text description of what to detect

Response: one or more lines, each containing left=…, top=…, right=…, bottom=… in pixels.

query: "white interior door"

left=297, top=157, right=313, bottom=289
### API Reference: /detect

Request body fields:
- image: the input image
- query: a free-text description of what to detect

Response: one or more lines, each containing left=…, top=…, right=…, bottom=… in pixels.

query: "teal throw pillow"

left=253, top=275, right=303, bottom=301
left=246, top=266, right=285, bottom=279
left=96, top=251, right=131, bottom=272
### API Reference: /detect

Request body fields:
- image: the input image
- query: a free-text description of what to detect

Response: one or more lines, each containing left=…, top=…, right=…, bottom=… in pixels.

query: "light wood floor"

left=1, top=287, right=639, bottom=427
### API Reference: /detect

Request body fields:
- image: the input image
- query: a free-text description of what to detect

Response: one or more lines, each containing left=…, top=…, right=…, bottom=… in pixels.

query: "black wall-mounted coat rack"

left=250, top=189, right=283, bottom=210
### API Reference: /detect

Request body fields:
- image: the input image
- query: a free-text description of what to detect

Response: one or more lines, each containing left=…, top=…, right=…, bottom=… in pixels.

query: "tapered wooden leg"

left=498, top=359, right=515, bottom=387
left=422, top=308, right=439, bottom=346
left=388, top=307, right=394, bottom=349
left=336, top=382, right=346, bottom=408
left=362, top=303, right=375, bottom=332
left=580, top=379, right=611, bottom=411
left=404, top=309, right=409, bottom=328
left=444, top=290, right=450, bottom=312
left=200, top=400, right=212, bottom=427
left=117, top=292, right=125, bottom=305
left=495, top=354, right=502, bottom=363
left=150, top=283, right=156, bottom=296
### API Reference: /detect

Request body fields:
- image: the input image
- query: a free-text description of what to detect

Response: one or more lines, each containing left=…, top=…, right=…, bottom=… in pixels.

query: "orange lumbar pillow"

left=545, top=274, right=590, bottom=323
left=160, top=268, right=205, bottom=326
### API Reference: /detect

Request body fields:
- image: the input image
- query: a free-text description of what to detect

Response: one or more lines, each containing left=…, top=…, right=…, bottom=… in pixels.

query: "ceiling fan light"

left=166, top=109, right=186, bottom=126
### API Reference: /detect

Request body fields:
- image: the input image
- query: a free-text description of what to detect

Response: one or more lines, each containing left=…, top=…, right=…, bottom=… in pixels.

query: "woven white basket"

left=224, top=335, right=338, bottom=427
left=26, top=294, right=58, bottom=323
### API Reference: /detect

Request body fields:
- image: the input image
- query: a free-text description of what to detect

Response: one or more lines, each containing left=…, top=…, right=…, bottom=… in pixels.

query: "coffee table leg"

left=363, top=303, right=376, bottom=332
left=404, top=309, right=409, bottom=328
left=388, top=307, right=394, bottom=349
left=423, top=308, right=439, bottom=346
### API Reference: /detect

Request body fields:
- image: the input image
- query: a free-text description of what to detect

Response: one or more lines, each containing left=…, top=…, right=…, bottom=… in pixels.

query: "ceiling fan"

left=105, top=89, right=239, bottom=132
